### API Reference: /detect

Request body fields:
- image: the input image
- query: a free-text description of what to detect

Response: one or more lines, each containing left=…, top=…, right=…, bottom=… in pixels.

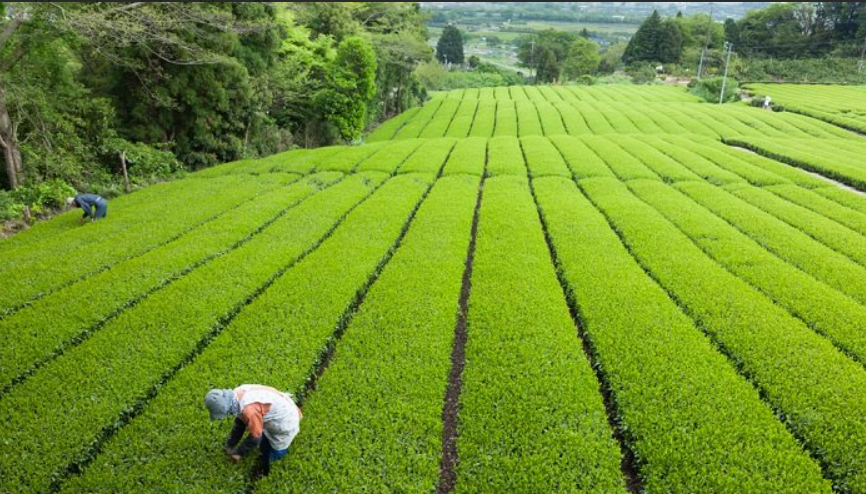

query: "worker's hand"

left=78, top=217, right=85, bottom=224
left=224, top=446, right=242, bottom=463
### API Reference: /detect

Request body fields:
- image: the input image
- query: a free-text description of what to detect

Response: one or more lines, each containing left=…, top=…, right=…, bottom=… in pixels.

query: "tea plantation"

left=3, top=83, right=866, bottom=494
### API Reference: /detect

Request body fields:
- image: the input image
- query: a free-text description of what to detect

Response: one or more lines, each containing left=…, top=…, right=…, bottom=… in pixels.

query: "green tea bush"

left=0, top=174, right=334, bottom=392
left=586, top=177, right=866, bottom=493
left=2, top=173, right=393, bottom=493
left=737, top=57, right=866, bottom=84
left=538, top=176, right=831, bottom=493
left=263, top=176, right=478, bottom=493
left=456, top=176, right=626, bottom=493
left=632, top=180, right=866, bottom=365
left=728, top=136, right=866, bottom=190
left=0, top=175, right=295, bottom=313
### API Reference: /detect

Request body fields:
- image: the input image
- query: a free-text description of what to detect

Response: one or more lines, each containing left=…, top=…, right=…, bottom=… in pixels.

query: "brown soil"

left=437, top=177, right=483, bottom=494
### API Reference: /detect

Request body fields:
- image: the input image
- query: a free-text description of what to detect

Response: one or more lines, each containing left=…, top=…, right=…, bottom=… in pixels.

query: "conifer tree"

left=436, top=25, right=464, bottom=64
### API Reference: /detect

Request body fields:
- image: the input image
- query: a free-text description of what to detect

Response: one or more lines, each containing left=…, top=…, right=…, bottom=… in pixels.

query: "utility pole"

left=530, top=39, right=536, bottom=84
left=859, top=35, right=866, bottom=72
left=720, top=42, right=733, bottom=104
left=697, top=3, right=714, bottom=79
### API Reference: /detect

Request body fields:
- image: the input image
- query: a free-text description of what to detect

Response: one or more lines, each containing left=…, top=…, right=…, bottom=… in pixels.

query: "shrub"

left=0, top=190, right=23, bottom=222
left=414, top=61, right=524, bottom=91
left=625, top=62, right=657, bottom=84
left=11, top=179, right=76, bottom=216
left=689, top=76, right=739, bottom=103
left=102, top=138, right=182, bottom=182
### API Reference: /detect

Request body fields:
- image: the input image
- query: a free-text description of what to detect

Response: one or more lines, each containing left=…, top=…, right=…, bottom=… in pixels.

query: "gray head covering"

left=204, top=388, right=240, bottom=420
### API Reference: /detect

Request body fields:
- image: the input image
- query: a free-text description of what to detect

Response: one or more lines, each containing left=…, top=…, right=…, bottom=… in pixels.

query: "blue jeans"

left=93, top=198, right=108, bottom=219
left=227, top=418, right=289, bottom=476
left=259, top=435, right=289, bottom=474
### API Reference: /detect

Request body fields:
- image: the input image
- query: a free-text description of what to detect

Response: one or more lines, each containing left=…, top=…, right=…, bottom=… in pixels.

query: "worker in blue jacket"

left=67, top=194, right=108, bottom=222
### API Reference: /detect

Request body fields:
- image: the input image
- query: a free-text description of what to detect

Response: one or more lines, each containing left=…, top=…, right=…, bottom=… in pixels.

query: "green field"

left=747, top=83, right=866, bottom=134
left=428, top=20, right=637, bottom=75
left=368, top=85, right=853, bottom=142
left=5, top=83, right=866, bottom=493
left=429, top=21, right=637, bottom=40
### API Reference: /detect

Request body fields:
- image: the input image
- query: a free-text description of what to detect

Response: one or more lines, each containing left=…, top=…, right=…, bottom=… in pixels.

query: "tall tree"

left=677, top=13, right=724, bottom=51
left=816, top=2, right=865, bottom=42
left=317, top=36, right=377, bottom=142
left=737, top=3, right=810, bottom=57
left=355, top=3, right=431, bottom=120
left=96, top=3, right=283, bottom=169
left=562, top=37, right=600, bottom=79
left=623, top=10, right=662, bottom=64
left=623, top=10, right=682, bottom=64
left=724, top=18, right=740, bottom=46
left=518, top=29, right=576, bottom=65
left=292, top=2, right=360, bottom=41
left=658, top=19, right=684, bottom=63
left=436, top=25, right=464, bottom=64
left=0, top=3, right=254, bottom=188
left=290, top=2, right=431, bottom=129
left=517, top=29, right=577, bottom=82
left=535, top=46, right=559, bottom=83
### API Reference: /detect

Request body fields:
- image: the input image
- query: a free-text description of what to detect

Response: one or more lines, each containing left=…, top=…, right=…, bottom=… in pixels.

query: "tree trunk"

left=0, top=80, right=23, bottom=189
left=120, top=151, right=130, bottom=193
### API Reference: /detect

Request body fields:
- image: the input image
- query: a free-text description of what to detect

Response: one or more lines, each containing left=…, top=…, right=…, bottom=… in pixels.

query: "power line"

left=741, top=39, right=853, bottom=51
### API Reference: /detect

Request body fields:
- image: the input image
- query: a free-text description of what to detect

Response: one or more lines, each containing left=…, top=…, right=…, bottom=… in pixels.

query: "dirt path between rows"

left=437, top=176, right=484, bottom=494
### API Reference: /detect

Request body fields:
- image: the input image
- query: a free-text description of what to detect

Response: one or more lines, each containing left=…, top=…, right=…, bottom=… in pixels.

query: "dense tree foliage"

left=414, top=60, right=523, bottom=90
left=724, top=19, right=740, bottom=46
left=562, top=38, right=602, bottom=80
left=732, top=3, right=866, bottom=58
left=317, top=37, right=377, bottom=142
left=436, top=25, right=464, bottom=64
left=623, top=10, right=684, bottom=64
left=0, top=2, right=430, bottom=206
left=517, top=29, right=600, bottom=83
left=677, top=13, right=724, bottom=52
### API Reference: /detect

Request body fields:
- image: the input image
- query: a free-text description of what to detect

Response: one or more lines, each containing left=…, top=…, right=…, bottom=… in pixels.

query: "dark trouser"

left=93, top=199, right=108, bottom=219
left=258, top=435, right=289, bottom=475
left=227, top=418, right=289, bottom=476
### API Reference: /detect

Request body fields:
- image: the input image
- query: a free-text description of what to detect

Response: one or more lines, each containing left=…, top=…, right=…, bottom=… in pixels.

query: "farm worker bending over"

left=205, top=384, right=303, bottom=475
left=67, top=194, right=108, bottom=222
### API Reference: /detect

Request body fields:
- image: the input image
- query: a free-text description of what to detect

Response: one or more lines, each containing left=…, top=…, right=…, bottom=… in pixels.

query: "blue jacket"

left=75, top=194, right=103, bottom=218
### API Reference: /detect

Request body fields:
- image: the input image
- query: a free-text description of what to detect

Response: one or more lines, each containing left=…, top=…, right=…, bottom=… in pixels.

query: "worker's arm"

left=224, top=417, right=247, bottom=449
left=229, top=405, right=264, bottom=457
left=78, top=197, right=94, bottom=218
